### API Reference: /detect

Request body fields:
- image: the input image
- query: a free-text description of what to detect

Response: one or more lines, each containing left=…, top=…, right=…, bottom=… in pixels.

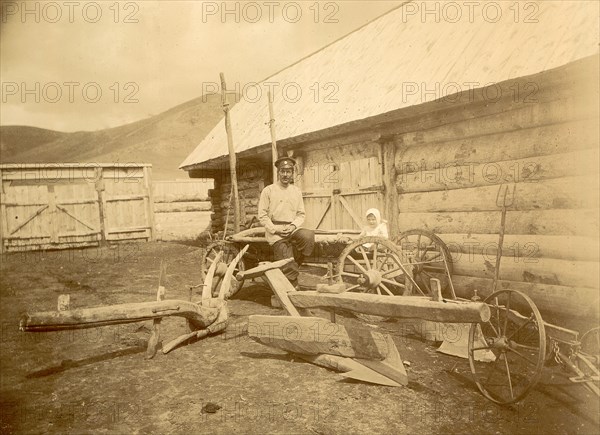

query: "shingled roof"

left=180, top=1, right=599, bottom=170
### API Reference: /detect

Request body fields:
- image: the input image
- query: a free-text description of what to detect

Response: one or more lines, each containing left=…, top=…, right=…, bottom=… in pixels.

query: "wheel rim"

left=395, top=229, right=453, bottom=297
left=200, top=242, right=246, bottom=298
left=468, top=290, right=546, bottom=404
left=578, top=327, right=600, bottom=377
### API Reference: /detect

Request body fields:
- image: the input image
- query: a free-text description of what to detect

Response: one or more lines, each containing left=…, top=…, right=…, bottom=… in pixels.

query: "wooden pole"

left=220, top=73, right=240, bottom=233
left=267, top=91, right=278, bottom=183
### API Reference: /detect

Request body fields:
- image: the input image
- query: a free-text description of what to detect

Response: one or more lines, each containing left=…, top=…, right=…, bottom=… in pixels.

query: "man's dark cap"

left=274, top=157, right=296, bottom=169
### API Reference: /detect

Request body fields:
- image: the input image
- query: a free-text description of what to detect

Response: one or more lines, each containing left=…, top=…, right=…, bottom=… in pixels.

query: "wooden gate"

left=302, top=156, right=385, bottom=230
left=1, top=179, right=101, bottom=251
left=0, top=164, right=155, bottom=252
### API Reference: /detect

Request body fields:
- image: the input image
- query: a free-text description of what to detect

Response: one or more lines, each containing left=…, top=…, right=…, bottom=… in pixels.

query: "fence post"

left=95, top=167, right=108, bottom=246
left=144, top=166, right=156, bottom=241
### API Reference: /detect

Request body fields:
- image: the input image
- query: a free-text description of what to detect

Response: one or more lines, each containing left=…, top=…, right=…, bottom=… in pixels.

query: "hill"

left=0, top=94, right=227, bottom=179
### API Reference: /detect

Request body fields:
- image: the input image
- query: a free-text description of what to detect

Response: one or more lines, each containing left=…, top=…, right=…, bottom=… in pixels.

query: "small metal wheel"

left=395, top=229, right=454, bottom=298
left=468, top=290, right=546, bottom=404
left=200, top=241, right=246, bottom=298
left=578, top=326, right=600, bottom=377
left=336, top=236, right=421, bottom=322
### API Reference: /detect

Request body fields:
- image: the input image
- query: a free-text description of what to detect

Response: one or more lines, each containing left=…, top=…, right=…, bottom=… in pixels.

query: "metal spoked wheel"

left=578, top=326, right=600, bottom=378
left=336, top=236, right=421, bottom=322
left=200, top=241, right=246, bottom=298
left=468, top=290, right=546, bottom=404
left=395, top=229, right=454, bottom=298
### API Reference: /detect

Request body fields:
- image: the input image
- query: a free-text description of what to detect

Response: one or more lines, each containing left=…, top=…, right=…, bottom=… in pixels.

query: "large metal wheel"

left=395, top=229, right=454, bottom=298
left=200, top=241, right=246, bottom=298
left=468, top=290, right=546, bottom=404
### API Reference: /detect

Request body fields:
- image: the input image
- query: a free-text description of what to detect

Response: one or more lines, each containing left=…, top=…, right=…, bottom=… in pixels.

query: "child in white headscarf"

left=358, top=208, right=388, bottom=249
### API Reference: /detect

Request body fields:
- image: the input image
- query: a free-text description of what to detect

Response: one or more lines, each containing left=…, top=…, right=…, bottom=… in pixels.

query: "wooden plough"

left=240, top=259, right=490, bottom=387
left=19, top=245, right=250, bottom=358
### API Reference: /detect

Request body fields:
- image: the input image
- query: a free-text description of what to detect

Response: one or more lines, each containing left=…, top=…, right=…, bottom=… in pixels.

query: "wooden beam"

left=220, top=72, right=240, bottom=233
left=381, top=140, right=398, bottom=238
left=262, top=268, right=302, bottom=317
left=248, top=315, right=390, bottom=360
left=236, top=258, right=294, bottom=281
left=338, top=195, right=364, bottom=228
left=288, top=292, right=491, bottom=323
left=19, top=300, right=220, bottom=332
left=9, top=205, right=48, bottom=235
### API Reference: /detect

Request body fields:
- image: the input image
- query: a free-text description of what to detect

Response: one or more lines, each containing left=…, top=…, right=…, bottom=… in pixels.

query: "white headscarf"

left=365, top=208, right=382, bottom=226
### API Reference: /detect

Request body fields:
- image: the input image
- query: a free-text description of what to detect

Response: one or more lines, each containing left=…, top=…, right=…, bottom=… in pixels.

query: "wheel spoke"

left=503, top=356, right=515, bottom=399
left=346, top=284, right=361, bottom=292
left=417, top=234, right=422, bottom=260
left=379, top=283, right=394, bottom=296
left=346, top=256, right=369, bottom=275
left=358, top=247, right=371, bottom=270
left=340, top=270, right=361, bottom=278
left=506, top=315, right=535, bottom=341
left=472, top=345, right=494, bottom=351
left=375, top=286, right=382, bottom=295
left=486, top=321, right=500, bottom=338
left=380, top=277, right=405, bottom=289
left=507, top=347, right=538, bottom=366
left=372, top=244, right=378, bottom=270
left=503, top=292, right=511, bottom=335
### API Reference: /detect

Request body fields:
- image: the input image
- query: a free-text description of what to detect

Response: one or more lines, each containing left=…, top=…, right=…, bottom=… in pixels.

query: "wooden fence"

left=153, top=180, right=212, bottom=242
left=0, top=164, right=212, bottom=252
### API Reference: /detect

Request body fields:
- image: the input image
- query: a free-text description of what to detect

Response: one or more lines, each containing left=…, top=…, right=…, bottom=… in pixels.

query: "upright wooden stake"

left=267, top=91, right=278, bottom=182
left=220, top=72, right=240, bottom=233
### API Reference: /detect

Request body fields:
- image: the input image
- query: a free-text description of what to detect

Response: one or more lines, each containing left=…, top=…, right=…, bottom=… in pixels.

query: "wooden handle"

left=236, top=258, right=294, bottom=281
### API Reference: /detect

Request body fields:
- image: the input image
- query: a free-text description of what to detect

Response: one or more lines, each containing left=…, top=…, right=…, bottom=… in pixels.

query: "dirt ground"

left=0, top=242, right=598, bottom=435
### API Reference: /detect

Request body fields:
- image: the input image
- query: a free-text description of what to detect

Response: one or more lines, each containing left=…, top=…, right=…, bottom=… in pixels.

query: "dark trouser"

left=272, top=228, right=315, bottom=284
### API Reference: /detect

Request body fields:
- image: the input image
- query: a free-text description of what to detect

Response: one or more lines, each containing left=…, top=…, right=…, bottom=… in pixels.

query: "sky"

left=0, top=0, right=404, bottom=131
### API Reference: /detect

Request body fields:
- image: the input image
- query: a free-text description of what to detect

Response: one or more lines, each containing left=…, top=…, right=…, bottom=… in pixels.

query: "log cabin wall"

left=208, top=161, right=271, bottom=235
left=392, top=57, right=599, bottom=323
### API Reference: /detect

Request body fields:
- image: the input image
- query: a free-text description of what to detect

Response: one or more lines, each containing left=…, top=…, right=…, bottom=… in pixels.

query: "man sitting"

left=258, top=157, right=315, bottom=288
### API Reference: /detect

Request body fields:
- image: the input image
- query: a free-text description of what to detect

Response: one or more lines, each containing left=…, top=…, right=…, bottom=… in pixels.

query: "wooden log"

left=395, top=116, right=597, bottom=173
left=397, top=148, right=599, bottom=194
left=399, top=209, right=599, bottom=237
left=152, top=194, right=210, bottom=203
left=248, top=315, right=389, bottom=360
left=288, top=292, right=490, bottom=323
left=451, top=275, right=599, bottom=320
left=154, top=201, right=211, bottom=213
left=19, top=300, right=220, bottom=332
left=398, top=175, right=599, bottom=213
left=438, top=233, right=599, bottom=262
left=451, top=253, right=599, bottom=289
